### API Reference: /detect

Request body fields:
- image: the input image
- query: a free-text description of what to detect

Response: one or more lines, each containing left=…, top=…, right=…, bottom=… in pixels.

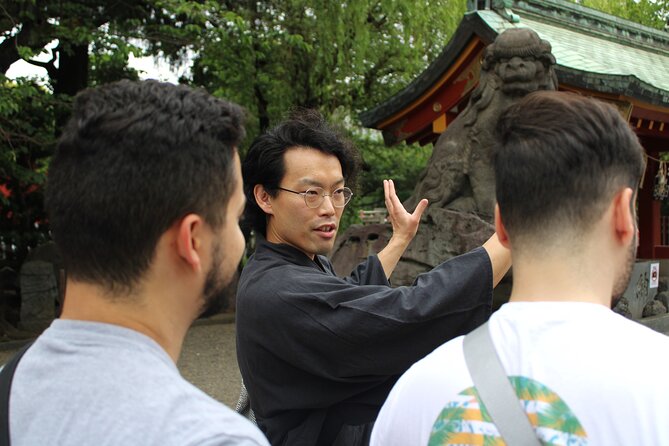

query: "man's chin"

left=199, top=271, right=236, bottom=318
left=311, top=235, right=337, bottom=255
left=199, top=284, right=232, bottom=318
left=317, top=242, right=337, bottom=256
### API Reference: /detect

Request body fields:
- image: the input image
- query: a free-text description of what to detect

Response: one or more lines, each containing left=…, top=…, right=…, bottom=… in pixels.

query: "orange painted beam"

left=377, top=38, right=485, bottom=130
left=384, top=50, right=482, bottom=144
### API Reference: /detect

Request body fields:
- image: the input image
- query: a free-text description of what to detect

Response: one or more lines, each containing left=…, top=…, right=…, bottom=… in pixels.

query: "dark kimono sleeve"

left=250, top=247, right=493, bottom=379
left=320, top=254, right=390, bottom=287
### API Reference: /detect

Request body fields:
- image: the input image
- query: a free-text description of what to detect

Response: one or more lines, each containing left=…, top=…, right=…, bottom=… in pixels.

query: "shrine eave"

left=359, top=13, right=494, bottom=130
left=361, top=0, right=669, bottom=147
left=556, top=67, right=669, bottom=109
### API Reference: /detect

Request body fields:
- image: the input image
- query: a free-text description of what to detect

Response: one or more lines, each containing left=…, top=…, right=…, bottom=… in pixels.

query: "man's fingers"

left=383, top=179, right=394, bottom=213
left=387, top=179, right=405, bottom=211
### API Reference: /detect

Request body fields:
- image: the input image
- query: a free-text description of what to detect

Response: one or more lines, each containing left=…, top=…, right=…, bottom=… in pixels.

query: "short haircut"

left=495, top=91, right=645, bottom=246
left=242, top=109, right=361, bottom=236
left=46, top=80, right=245, bottom=293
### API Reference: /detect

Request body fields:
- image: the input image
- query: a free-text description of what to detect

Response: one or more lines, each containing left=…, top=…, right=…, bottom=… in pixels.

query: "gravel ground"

left=177, top=319, right=243, bottom=408
left=1, top=314, right=667, bottom=414
left=0, top=316, right=243, bottom=409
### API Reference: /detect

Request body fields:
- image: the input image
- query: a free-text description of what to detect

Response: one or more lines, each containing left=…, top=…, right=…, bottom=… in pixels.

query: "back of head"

left=242, top=109, right=361, bottom=236
left=47, top=80, right=245, bottom=293
left=495, top=91, right=645, bottom=249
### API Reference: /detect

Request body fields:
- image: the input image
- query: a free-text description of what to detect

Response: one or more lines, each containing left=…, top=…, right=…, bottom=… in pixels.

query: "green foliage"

left=1, top=0, right=464, bottom=261
left=569, top=0, right=669, bottom=29
left=188, top=0, right=466, bottom=135
left=0, top=0, right=186, bottom=268
left=89, top=36, right=142, bottom=86
left=0, top=75, right=64, bottom=267
left=180, top=0, right=465, bottom=235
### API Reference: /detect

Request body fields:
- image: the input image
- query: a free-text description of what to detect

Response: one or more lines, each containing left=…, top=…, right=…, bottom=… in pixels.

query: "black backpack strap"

left=0, top=341, right=34, bottom=446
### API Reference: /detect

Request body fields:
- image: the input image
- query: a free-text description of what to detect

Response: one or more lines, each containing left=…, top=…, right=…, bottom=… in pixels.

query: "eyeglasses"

left=277, top=186, right=353, bottom=208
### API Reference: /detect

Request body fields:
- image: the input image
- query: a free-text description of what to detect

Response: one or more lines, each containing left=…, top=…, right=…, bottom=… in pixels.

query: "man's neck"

left=264, top=231, right=316, bottom=260
left=508, top=253, right=614, bottom=308
left=59, top=281, right=189, bottom=363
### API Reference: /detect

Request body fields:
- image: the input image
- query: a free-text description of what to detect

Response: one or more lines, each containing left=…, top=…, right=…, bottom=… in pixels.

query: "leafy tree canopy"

left=567, top=0, right=669, bottom=29
left=186, top=0, right=465, bottom=135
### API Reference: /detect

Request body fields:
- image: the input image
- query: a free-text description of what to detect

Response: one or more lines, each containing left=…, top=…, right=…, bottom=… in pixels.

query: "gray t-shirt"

left=10, top=319, right=268, bottom=446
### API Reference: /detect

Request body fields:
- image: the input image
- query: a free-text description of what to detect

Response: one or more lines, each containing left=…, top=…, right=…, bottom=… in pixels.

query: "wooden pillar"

left=638, top=152, right=661, bottom=259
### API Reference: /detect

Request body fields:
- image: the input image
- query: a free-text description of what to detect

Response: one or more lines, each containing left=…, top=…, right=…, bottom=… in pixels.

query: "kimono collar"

left=255, top=237, right=328, bottom=272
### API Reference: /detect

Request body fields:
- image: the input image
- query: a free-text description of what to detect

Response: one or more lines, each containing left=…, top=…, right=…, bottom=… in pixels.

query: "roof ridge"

left=508, top=0, right=669, bottom=52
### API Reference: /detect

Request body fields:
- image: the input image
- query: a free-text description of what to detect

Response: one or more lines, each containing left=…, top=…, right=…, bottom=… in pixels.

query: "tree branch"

left=0, top=19, right=53, bottom=75
left=25, top=49, right=58, bottom=79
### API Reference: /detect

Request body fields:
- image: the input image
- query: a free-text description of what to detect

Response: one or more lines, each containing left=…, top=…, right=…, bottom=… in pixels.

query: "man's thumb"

left=412, top=198, right=429, bottom=219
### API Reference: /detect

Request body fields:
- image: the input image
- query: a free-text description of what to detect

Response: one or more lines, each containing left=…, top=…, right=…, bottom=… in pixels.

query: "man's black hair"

left=46, top=79, right=245, bottom=293
left=495, top=91, right=645, bottom=246
left=242, top=109, right=361, bottom=236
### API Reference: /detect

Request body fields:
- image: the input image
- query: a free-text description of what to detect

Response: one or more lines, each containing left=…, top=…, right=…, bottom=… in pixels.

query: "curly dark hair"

left=46, top=79, right=246, bottom=292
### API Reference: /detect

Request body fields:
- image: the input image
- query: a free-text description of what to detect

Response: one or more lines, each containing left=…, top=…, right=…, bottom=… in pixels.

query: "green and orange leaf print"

left=429, top=376, right=587, bottom=446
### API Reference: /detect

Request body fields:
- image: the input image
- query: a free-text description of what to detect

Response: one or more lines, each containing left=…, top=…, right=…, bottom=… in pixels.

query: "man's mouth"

left=316, top=224, right=337, bottom=233
left=315, top=224, right=337, bottom=239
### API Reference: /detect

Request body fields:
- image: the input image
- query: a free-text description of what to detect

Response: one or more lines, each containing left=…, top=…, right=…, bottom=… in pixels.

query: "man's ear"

left=254, top=184, right=274, bottom=215
left=176, top=214, right=205, bottom=273
left=494, top=204, right=511, bottom=249
left=612, top=187, right=636, bottom=246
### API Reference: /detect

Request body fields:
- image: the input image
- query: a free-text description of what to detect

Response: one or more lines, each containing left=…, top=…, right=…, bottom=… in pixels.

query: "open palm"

left=384, top=179, right=429, bottom=243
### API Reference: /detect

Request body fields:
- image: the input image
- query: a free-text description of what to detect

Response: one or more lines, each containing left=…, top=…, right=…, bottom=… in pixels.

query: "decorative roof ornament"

left=653, top=161, right=669, bottom=201
left=466, top=0, right=519, bottom=23
left=492, top=0, right=520, bottom=23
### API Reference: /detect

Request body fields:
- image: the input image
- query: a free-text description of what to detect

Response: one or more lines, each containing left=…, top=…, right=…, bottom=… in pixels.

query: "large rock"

left=19, top=260, right=58, bottom=332
left=331, top=223, right=391, bottom=278
left=656, top=291, right=669, bottom=309
left=613, top=297, right=633, bottom=319
left=331, top=208, right=493, bottom=286
left=642, top=299, right=667, bottom=317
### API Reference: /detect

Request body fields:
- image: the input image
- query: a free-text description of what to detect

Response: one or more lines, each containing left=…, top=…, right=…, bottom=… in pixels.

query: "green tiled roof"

left=477, top=8, right=669, bottom=100
left=361, top=0, right=669, bottom=130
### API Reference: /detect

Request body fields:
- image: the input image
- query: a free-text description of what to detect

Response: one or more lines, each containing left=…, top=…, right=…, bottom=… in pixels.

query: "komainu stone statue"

left=332, top=28, right=558, bottom=285
left=405, top=27, right=558, bottom=220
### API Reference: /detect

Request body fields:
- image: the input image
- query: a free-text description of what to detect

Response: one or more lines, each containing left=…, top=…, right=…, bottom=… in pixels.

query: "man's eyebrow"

left=297, top=178, right=345, bottom=188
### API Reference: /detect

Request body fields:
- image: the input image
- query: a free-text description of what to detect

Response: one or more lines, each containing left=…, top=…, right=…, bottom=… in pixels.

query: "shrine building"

left=360, top=0, right=669, bottom=259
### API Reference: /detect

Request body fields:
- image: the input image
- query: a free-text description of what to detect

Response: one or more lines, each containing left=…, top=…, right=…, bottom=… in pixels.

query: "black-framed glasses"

left=277, top=186, right=353, bottom=208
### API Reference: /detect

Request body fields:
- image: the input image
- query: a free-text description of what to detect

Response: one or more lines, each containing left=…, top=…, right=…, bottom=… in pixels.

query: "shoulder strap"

left=0, top=341, right=34, bottom=446
left=463, top=323, right=541, bottom=446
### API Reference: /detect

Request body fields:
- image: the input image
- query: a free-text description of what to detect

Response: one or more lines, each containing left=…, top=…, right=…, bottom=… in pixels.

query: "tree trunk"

left=53, top=43, right=89, bottom=96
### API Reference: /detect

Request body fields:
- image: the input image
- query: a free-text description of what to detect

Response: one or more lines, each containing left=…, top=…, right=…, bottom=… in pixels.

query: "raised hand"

left=376, top=179, right=429, bottom=279
left=384, top=179, right=429, bottom=244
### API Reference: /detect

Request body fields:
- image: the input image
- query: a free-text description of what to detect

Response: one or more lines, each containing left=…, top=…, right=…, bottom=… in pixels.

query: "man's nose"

left=318, top=194, right=336, bottom=215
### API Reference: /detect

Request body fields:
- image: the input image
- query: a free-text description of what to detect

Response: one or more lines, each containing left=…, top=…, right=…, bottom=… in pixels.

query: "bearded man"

left=6, top=80, right=268, bottom=446
left=372, top=92, right=669, bottom=446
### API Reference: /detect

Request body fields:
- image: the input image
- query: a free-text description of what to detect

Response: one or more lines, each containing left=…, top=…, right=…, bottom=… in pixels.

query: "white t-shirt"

left=371, top=302, right=669, bottom=446
left=10, top=319, right=269, bottom=446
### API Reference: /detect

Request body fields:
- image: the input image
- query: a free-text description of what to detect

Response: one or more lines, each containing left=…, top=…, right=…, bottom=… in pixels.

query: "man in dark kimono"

left=237, top=110, right=511, bottom=446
